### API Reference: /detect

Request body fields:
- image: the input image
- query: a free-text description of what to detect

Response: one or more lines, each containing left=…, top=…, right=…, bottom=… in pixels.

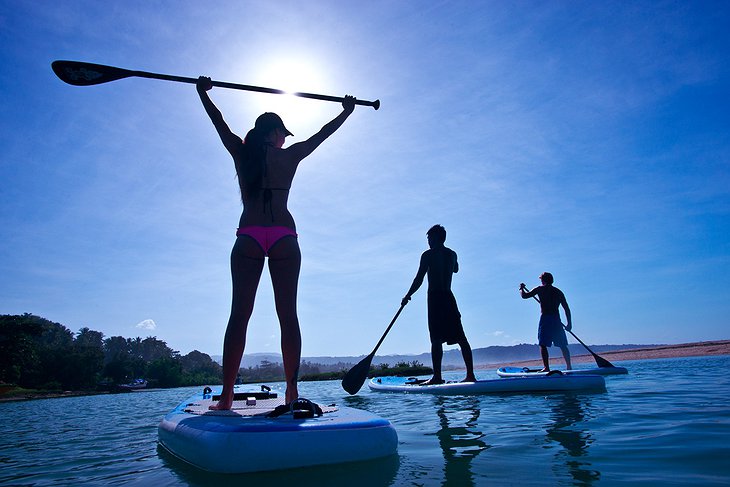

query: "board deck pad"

left=369, top=374, right=606, bottom=394
left=182, top=397, right=338, bottom=417
left=496, top=365, right=628, bottom=377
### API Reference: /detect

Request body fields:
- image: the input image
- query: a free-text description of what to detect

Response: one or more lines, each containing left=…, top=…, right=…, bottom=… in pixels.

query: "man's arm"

left=561, top=294, right=572, bottom=330
left=402, top=252, right=429, bottom=306
left=519, top=283, right=539, bottom=300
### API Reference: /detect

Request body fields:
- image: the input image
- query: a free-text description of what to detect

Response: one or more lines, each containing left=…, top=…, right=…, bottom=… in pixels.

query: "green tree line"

left=0, top=313, right=432, bottom=392
left=0, top=314, right=221, bottom=390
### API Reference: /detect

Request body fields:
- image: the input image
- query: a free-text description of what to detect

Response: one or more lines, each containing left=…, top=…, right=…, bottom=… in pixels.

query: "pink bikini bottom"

left=236, top=226, right=298, bottom=255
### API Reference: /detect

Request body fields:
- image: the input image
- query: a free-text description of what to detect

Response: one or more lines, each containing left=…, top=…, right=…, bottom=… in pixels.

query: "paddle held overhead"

left=51, top=60, right=380, bottom=110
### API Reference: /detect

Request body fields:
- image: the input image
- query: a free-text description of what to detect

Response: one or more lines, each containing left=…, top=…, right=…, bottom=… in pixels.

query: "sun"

left=259, top=58, right=327, bottom=93
left=246, top=57, right=334, bottom=135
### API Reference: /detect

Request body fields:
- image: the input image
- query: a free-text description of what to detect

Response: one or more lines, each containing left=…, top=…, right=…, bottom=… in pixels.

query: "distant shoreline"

left=3, top=340, right=728, bottom=402
left=480, top=339, right=730, bottom=369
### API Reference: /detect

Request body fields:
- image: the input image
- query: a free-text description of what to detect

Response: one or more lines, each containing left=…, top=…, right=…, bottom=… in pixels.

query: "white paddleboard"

left=368, top=374, right=606, bottom=395
left=496, top=366, right=628, bottom=377
left=158, top=385, right=398, bottom=473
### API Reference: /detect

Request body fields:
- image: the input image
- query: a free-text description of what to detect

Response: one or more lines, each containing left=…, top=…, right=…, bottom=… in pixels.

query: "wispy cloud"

left=135, top=319, right=157, bottom=331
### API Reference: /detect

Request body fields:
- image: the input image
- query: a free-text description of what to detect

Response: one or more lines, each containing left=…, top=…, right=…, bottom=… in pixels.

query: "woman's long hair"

left=236, top=127, right=268, bottom=201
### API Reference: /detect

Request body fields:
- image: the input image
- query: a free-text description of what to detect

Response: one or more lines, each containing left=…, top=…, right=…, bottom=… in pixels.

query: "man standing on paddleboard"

left=402, top=225, right=477, bottom=384
left=519, top=272, right=573, bottom=371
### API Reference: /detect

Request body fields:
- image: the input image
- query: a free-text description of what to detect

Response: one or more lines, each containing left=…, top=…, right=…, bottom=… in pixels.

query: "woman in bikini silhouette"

left=196, top=76, right=356, bottom=409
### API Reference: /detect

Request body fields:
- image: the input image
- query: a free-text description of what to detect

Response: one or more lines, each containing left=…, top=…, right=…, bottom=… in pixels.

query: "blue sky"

left=1, top=1, right=728, bottom=359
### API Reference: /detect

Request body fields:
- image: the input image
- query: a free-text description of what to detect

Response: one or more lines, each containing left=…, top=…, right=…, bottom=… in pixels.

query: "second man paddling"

left=520, top=272, right=573, bottom=371
left=402, top=225, right=477, bottom=384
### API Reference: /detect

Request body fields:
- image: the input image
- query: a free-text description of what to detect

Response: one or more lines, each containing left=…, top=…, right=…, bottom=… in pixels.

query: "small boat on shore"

left=118, top=378, right=147, bottom=390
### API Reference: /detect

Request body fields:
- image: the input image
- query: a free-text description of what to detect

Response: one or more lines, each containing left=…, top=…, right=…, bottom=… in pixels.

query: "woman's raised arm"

left=286, top=95, right=356, bottom=161
left=197, top=76, right=241, bottom=156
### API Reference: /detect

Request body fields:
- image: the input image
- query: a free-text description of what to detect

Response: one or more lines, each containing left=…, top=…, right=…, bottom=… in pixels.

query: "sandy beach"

left=485, top=339, right=730, bottom=369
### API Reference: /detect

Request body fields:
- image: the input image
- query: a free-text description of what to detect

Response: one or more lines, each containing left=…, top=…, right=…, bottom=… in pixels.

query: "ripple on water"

left=1, top=356, right=729, bottom=486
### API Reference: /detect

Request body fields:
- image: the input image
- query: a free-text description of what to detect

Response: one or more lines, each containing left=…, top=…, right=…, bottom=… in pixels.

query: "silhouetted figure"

left=520, top=272, right=573, bottom=371
left=435, top=396, right=488, bottom=485
left=545, top=395, right=599, bottom=484
left=402, top=225, right=477, bottom=384
left=196, top=76, right=356, bottom=409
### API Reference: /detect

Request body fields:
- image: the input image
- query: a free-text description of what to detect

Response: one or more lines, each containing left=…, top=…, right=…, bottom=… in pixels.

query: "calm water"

left=2, top=355, right=729, bottom=486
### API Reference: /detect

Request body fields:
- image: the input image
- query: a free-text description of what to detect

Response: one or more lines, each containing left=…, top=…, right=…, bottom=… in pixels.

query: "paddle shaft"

left=51, top=60, right=380, bottom=110
left=340, top=304, right=406, bottom=394
left=369, top=304, right=406, bottom=356
left=134, top=69, right=378, bottom=108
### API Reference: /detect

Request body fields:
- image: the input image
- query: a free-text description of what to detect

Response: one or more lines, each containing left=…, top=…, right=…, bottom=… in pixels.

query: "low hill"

left=214, top=343, right=655, bottom=369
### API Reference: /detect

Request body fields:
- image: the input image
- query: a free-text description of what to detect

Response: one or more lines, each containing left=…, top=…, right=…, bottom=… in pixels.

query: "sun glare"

left=244, top=57, right=334, bottom=135
left=260, top=58, right=326, bottom=93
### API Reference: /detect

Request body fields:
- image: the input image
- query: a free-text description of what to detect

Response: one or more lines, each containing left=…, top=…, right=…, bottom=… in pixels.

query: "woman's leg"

left=210, top=236, right=265, bottom=410
left=267, top=236, right=301, bottom=403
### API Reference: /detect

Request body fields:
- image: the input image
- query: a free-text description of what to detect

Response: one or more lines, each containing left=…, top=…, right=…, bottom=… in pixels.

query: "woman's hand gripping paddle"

left=341, top=304, right=406, bottom=395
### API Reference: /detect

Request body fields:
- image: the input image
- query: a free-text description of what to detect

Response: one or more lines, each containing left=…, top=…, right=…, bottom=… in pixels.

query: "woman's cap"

left=255, top=112, right=293, bottom=136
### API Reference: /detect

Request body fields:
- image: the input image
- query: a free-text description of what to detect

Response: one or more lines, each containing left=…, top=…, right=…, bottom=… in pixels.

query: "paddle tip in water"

left=341, top=381, right=362, bottom=395
left=341, top=373, right=364, bottom=395
left=341, top=372, right=366, bottom=395
left=341, top=356, right=374, bottom=395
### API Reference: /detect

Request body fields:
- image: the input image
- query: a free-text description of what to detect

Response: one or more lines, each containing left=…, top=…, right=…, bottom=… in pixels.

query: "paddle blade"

left=52, top=60, right=134, bottom=86
left=564, top=327, right=616, bottom=368
left=593, top=353, right=615, bottom=368
left=341, top=354, right=374, bottom=395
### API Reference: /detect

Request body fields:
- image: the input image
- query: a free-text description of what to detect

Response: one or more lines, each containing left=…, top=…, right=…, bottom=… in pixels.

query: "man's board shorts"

left=538, top=314, right=568, bottom=347
left=427, top=290, right=467, bottom=345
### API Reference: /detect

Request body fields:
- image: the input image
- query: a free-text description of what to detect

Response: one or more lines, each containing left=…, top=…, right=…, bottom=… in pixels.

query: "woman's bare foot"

left=209, top=394, right=233, bottom=411
left=539, top=368, right=550, bottom=372
left=462, top=375, right=477, bottom=383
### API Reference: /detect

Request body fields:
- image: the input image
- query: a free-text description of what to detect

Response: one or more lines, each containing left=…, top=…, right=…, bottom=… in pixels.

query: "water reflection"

left=343, top=392, right=423, bottom=424
left=544, top=394, right=600, bottom=485
left=432, top=396, right=489, bottom=486
left=158, top=442, right=399, bottom=487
